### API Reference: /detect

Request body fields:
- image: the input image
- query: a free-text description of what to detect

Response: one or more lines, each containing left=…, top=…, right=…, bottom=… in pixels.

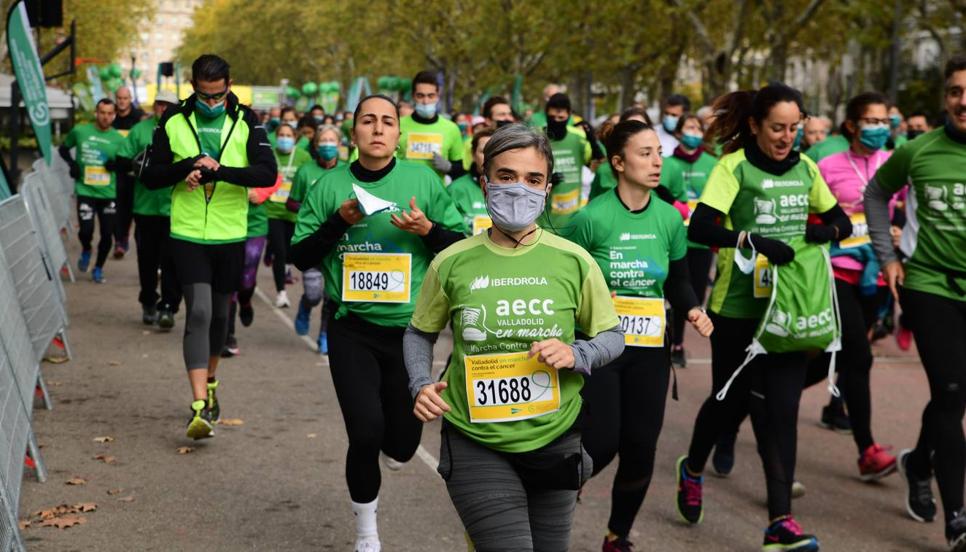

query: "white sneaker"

left=381, top=452, right=405, bottom=471
left=791, top=480, right=806, bottom=498
left=274, top=290, right=290, bottom=308
left=355, top=536, right=381, bottom=552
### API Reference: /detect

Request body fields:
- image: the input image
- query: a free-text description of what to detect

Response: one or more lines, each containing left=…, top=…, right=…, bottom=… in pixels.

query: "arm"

left=805, top=203, right=853, bottom=243
left=249, top=176, right=280, bottom=204
left=290, top=210, right=351, bottom=271
left=404, top=325, right=439, bottom=398
left=420, top=222, right=463, bottom=254
left=140, top=117, right=199, bottom=190
left=864, top=177, right=899, bottom=267
left=663, top=257, right=699, bottom=313
left=688, top=203, right=795, bottom=265
left=286, top=198, right=302, bottom=213
left=570, top=326, right=625, bottom=375
left=214, top=112, right=277, bottom=188
left=58, top=144, right=80, bottom=178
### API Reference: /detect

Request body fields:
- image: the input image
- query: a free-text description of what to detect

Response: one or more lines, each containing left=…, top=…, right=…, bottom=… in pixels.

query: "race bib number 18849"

left=341, top=252, right=412, bottom=303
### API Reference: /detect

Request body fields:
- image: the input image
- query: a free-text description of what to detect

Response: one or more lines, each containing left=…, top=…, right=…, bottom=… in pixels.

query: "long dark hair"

left=605, top=120, right=655, bottom=171
left=708, top=84, right=806, bottom=154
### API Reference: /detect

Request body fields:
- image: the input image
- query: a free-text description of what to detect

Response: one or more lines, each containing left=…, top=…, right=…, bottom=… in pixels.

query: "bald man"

left=111, top=86, right=145, bottom=257
left=528, top=83, right=564, bottom=129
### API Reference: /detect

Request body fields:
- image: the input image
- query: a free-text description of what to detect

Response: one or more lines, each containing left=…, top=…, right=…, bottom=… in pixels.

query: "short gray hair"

left=482, top=123, right=554, bottom=180
left=314, top=124, right=341, bottom=145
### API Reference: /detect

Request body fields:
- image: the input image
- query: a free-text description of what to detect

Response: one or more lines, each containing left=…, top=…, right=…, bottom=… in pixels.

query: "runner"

left=265, top=122, right=311, bottom=309
left=588, top=106, right=652, bottom=201
left=656, top=94, right=691, bottom=157
left=405, top=123, right=624, bottom=552
left=887, top=106, right=908, bottom=150
left=570, top=119, right=713, bottom=552
left=112, top=86, right=146, bottom=259
left=289, top=124, right=346, bottom=353
left=661, top=114, right=718, bottom=368
left=58, top=98, right=125, bottom=283
left=905, top=112, right=933, bottom=141
left=674, top=83, right=851, bottom=551
left=865, top=54, right=966, bottom=550
left=540, top=92, right=592, bottom=233
left=141, top=54, right=277, bottom=440
left=116, top=90, right=182, bottom=328
left=398, top=70, right=465, bottom=184
left=290, top=94, right=464, bottom=552
left=447, top=127, right=494, bottom=236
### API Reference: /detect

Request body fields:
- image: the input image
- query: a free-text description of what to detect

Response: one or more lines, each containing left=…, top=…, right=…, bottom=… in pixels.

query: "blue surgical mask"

left=859, top=124, right=890, bottom=150
left=276, top=136, right=295, bottom=153
left=680, top=132, right=703, bottom=150
left=889, top=114, right=901, bottom=129
left=485, top=180, right=547, bottom=232
left=793, top=126, right=804, bottom=150
left=195, top=99, right=226, bottom=119
left=415, top=101, right=438, bottom=119
left=662, top=115, right=679, bottom=133
left=317, top=143, right=338, bottom=161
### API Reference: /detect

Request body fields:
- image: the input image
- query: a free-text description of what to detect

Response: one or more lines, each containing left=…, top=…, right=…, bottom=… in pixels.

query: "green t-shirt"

left=410, top=230, right=618, bottom=453
left=701, top=149, right=838, bottom=319
left=292, top=160, right=464, bottom=327
left=571, top=189, right=687, bottom=298
left=660, top=151, right=718, bottom=250
left=805, top=134, right=849, bottom=163
left=446, top=173, right=487, bottom=236
left=246, top=198, right=269, bottom=238
left=289, top=160, right=346, bottom=205
left=64, top=123, right=125, bottom=199
left=397, top=115, right=464, bottom=183
left=874, top=127, right=966, bottom=301
left=266, top=148, right=311, bottom=222
left=539, top=128, right=591, bottom=233
left=588, top=163, right=617, bottom=202
left=119, top=116, right=171, bottom=216
left=195, top=111, right=227, bottom=158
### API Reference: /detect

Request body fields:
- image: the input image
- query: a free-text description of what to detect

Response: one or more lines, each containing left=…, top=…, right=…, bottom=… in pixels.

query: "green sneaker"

left=186, top=399, right=214, bottom=440
left=207, top=380, right=220, bottom=423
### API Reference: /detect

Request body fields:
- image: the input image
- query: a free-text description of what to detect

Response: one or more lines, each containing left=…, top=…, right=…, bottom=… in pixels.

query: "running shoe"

left=947, top=509, right=966, bottom=551
left=820, top=399, right=851, bottom=434
left=240, top=303, right=254, bottom=327
left=318, top=331, right=328, bottom=355
left=675, top=455, right=703, bottom=524
left=263, top=250, right=273, bottom=267
left=602, top=535, right=634, bottom=551
left=858, top=443, right=897, bottom=481
left=294, top=300, right=311, bottom=335
left=221, top=335, right=239, bottom=358
left=898, top=448, right=937, bottom=522
left=671, top=346, right=687, bottom=368
left=355, top=536, right=380, bottom=552
left=142, top=305, right=158, bottom=325
left=896, top=326, right=913, bottom=352
left=712, top=432, right=736, bottom=477
left=762, top=516, right=819, bottom=551
left=77, top=250, right=91, bottom=273
left=158, top=309, right=175, bottom=331
left=791, top=481, right=806, bottom=499
left=207, top=379, right=220, bottom=423
left=92, top=266, right=105, bottom=284
left=113, top=242, right=126, bottom=259
left=186, top=399, right=214, bottom=440
left=275, top=290, right=290, bottom=308
left=871, top=320, right=890, bottom=343
left=285, top=266, right=295, bottom=285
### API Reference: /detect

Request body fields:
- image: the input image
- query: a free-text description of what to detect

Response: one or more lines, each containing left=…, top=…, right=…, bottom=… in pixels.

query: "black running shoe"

left=221, top=335, right=239, bottom=358
left=239, top=303, right=254, bottom=327
left=820, top=398, right=852, bottom=434
left=762, top=516, right=819, bottom=551
left=712, top=432, right=736, bottom=477
left=142, top=305, right=158, bottom=325
left=947, top=509, right=966, bottom=551
left=898, top=448, right=937, bottom=522
left=671, top=346, right=687, bottom=368
left=158, top=309, right=175, bottom=331
left=675, top=456, right=703, bottom=524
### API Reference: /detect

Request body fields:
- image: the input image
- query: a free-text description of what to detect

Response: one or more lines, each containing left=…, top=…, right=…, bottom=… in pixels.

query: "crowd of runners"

left=55, top=52, right=966, bottom=552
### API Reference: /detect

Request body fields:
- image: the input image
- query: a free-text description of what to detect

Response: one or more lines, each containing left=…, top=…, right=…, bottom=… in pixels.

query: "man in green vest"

left=141, top=54, right=277, bottom=440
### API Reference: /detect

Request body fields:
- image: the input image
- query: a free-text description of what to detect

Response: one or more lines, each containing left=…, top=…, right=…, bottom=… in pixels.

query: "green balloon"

left=109, top=63, right=123, bottom=78
left=98, top=66, right=112, bottom=80
left=130, top=68, right=142, bottom=79
left=400, top=79, right=412, bottom=93
left=108, top=78, right=122, bottom=92
left=329, top=82, right=340, bottom=93
left=286, top=86, right=300, bottom=99
left=302, top=82, right=318, bottom=96
left=377, top=76, right=390, bottom=90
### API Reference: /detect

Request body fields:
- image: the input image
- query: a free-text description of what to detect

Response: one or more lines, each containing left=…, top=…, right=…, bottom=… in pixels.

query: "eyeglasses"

left=196, top=89, right=229, bottom=101
left=858, top=117, right=890, bottom=126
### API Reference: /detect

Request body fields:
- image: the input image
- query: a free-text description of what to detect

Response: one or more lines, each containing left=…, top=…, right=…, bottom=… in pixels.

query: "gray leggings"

left=437, top=422, right=592, bottom=552
left=182, top=282, right=232, bottom=370
left=302, top=268, right=324, bottom=306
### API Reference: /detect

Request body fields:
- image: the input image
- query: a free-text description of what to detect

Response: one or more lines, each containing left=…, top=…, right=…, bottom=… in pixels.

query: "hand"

left=804, top=223, right=838, bottom=244
left=431, top=152, right=452, bottom=173
left=338, top=198, right=364, bottom=225
left=529, top=339, right=575, bottom=370
left=748, top=233, right=795, bottom=265
left=186, top=169, right=203, bottom=191
left=883, top=260, right=905, bottom=304
left=390, top=197, right=433, bottom=236
left=248, top=189, right=260, bottom=203
left=688, top=307, right=714, bottom=337
left=194, top=155, right=220, bottom=171
left=414, top=382, right=450, bottom=422
left=890, top=225, right=902, bottom=249
left=575, top=120, right=594, bottom=138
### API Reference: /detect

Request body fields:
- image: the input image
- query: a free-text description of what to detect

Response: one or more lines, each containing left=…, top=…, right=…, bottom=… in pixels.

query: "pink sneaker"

left=859, top=443, right=897, bottom=481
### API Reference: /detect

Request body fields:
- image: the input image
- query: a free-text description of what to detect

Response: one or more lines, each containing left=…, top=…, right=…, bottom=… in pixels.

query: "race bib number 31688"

left=464, top=351, right=560, bottom=423
left=341, top=252, right=412, bottom=303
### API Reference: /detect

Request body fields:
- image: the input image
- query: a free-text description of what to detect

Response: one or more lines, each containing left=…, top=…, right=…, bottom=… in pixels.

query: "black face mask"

left=906, top=130, right=924, bottom=140
left=495, top=119, right=513, bottom=128
left=546, top=117, right=568, bottom=140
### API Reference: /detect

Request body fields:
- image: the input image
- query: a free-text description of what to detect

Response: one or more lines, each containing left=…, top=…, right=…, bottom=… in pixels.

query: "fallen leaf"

left=218, top=418, right=244, bottom=426
left=141, top=331, right=151, bottom=336
left=18, top=520, right=30, bottom=529
left=93, top=454, right=116, bottom=465
left=106, top=488, right=123, bottom=496
left=47, top=380, right=63, bottom=387
left=93, top=436, right=114, bottom=443
left=66, top=477, right=87, bottom=486
left=39, top=514, right=86, bottom=529
left=33, top=505, right=75, bottom=519
left=306, top=433, right=317, bottom=439
left=117, top=495, right=135, bottom=503
left=74, top=502, right=97, bottom=513
left=108, top=361, right=121, bottom=366
left=176, top=447, right=194, bottom=455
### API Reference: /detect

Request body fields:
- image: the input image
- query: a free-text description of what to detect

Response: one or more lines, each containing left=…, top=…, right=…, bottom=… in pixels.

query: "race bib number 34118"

left=464, top=351, right=560, bottom=423
left=341, top=252, right=412, bottom=303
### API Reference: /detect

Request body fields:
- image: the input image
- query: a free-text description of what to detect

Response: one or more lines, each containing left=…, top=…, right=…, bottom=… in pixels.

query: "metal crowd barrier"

left=0, top=157, right=77, bottom=551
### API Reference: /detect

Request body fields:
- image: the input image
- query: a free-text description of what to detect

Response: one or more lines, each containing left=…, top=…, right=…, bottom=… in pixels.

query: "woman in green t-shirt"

left=405, top=124, right=624, bottom=551
left=570, top=120, right=713, bottom=551
left=674, top=84, right=851, bottom=551
left=446, top=126, right=494, bottom=236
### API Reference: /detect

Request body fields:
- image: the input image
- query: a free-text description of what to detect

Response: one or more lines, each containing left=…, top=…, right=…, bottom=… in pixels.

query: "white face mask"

left=485, top=180, right=548, bottom=232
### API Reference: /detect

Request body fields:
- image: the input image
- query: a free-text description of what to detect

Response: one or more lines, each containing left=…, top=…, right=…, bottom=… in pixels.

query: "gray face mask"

left=485, top=180, right=548, bottom=232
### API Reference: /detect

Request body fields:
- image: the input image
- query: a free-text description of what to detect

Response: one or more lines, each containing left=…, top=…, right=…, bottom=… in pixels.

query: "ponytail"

left=708, top=84, right=806, bottom=154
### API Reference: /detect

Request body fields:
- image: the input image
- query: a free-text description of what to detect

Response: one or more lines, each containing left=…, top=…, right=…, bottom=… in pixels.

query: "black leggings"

left=114, top=172, right=134, bottom=244
left=901, top=288, right=966, bottom=523
left=327, top=312, right=423, bottom=503
left=672, top=248, right=714, bottom=347
left=267, top=218, right=294, bottom=292
left=76, top=196, right=116, bottom=268
left=581, top=346, right=670, bottom=538
left=686, top=313, right=807, bottom=520
left=134, top=214, right=181, bottom=311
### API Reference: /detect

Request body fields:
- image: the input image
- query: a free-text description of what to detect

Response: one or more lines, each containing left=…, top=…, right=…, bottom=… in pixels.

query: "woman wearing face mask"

left=405, top=123, right=624, bottom=552
left=288, top=125, right=346, bottom=352
left=673, top=84, right=851, bottom=551
left=662, top=114, right=719, bottom=368
left=570, top=120, right=714, bottom=552
left=447, top=127, right=495, bottom=235
left=290, top=95, right=464, bottom=552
